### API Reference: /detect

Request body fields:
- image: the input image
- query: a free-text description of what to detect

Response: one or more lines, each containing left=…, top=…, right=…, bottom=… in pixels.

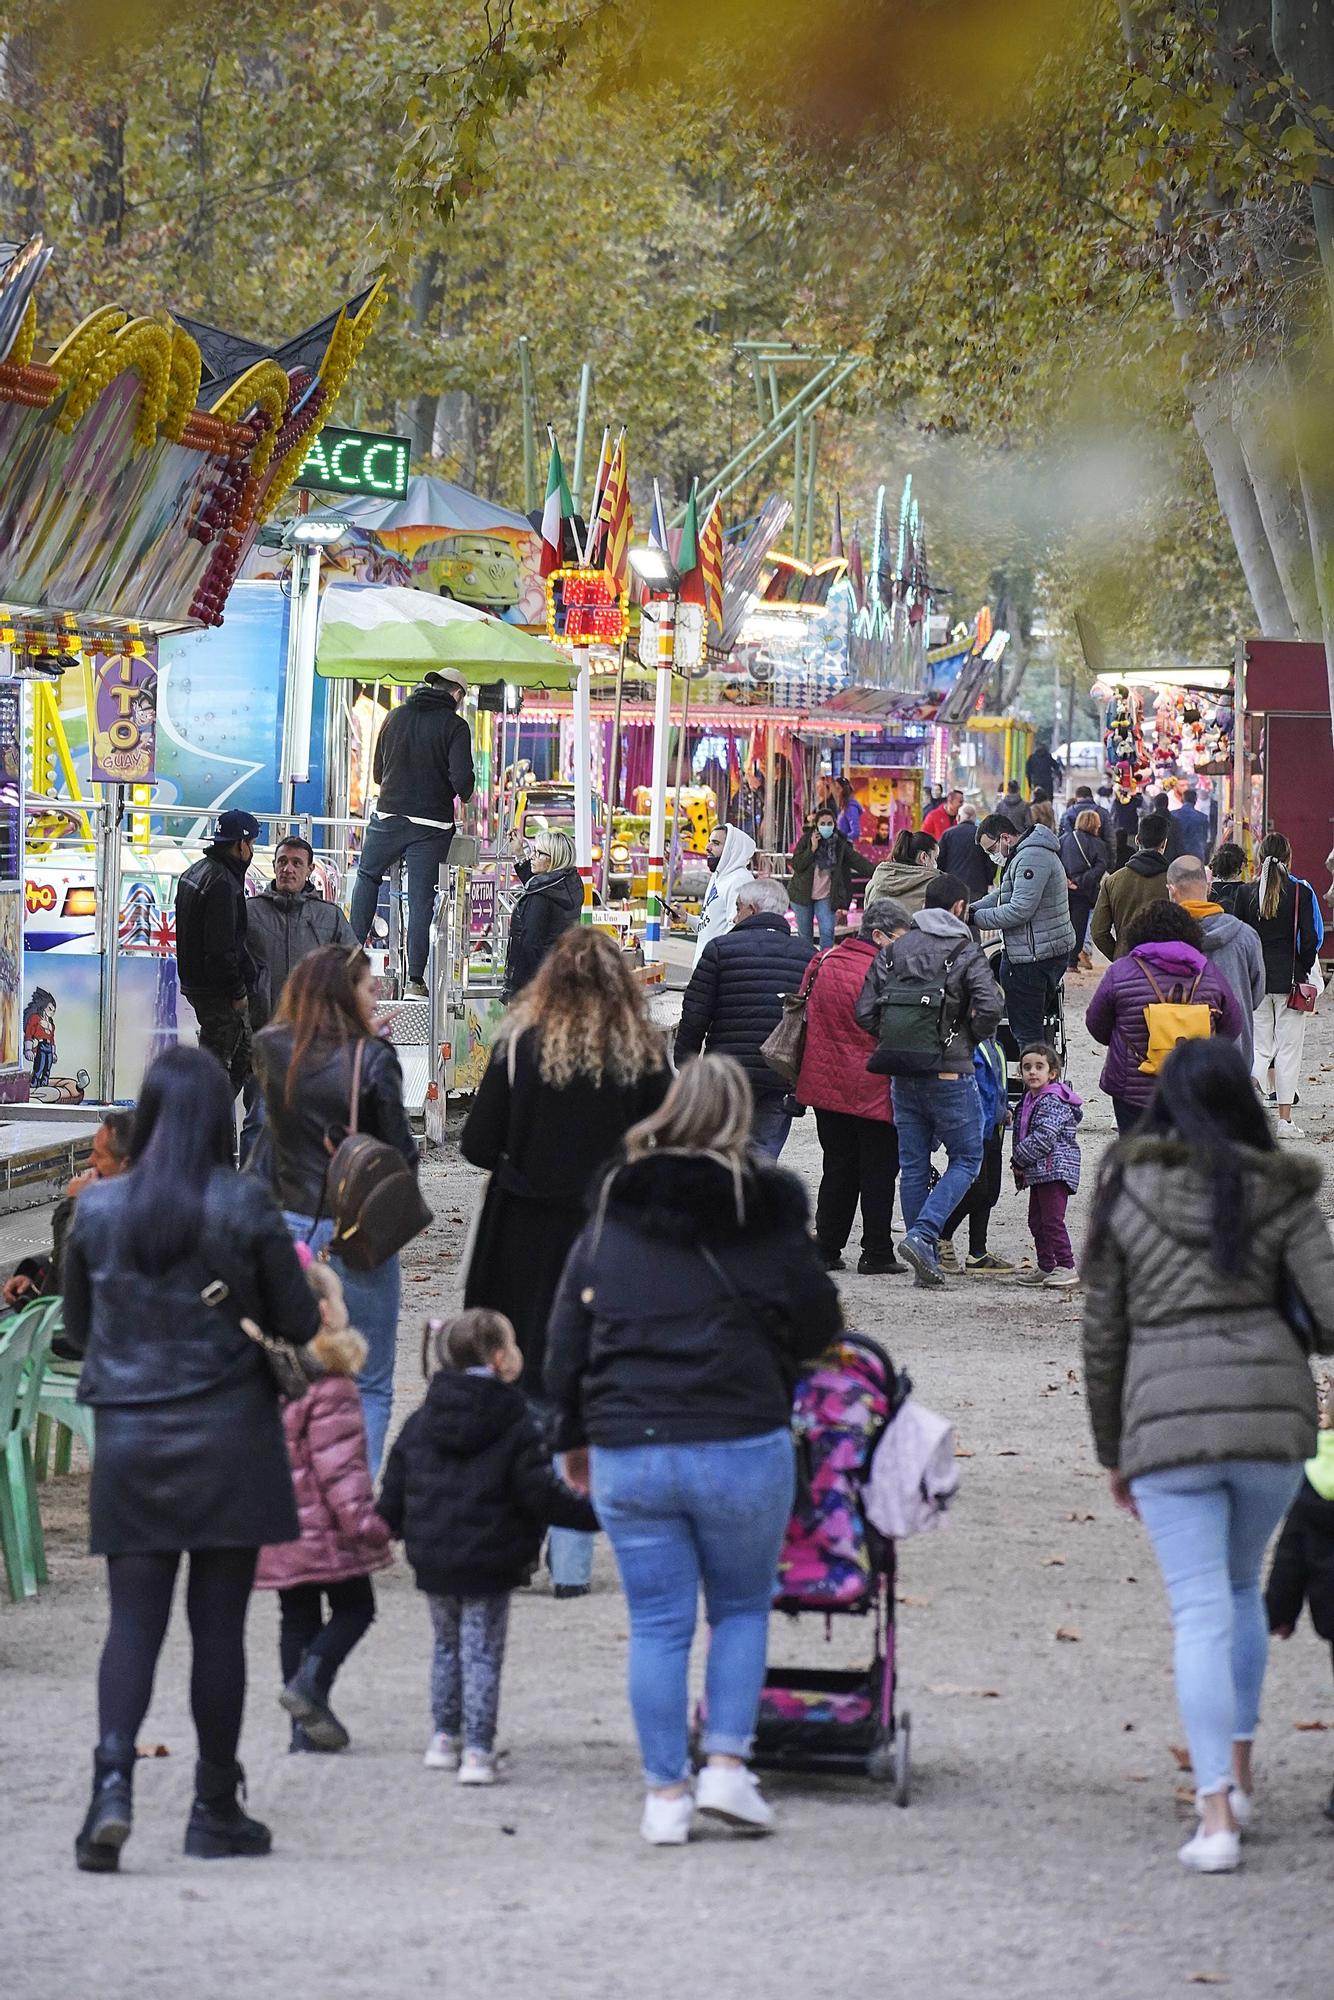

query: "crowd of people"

left=19, top=747, right=1334, bottom=1878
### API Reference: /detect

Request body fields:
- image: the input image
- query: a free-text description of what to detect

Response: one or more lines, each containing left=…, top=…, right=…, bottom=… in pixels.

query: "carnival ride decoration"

left=0, top=232, right=385, bottom=630
left=1103, top=682, right=1150, bottom=791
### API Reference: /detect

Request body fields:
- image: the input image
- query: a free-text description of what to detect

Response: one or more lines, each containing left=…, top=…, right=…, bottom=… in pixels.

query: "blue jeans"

left=893, top=1073, right=983, bottom=1248
left=749, top=1096, right=793, bottom=1161
left=592, top=1430, right=795, bottom=1787
left=282, top=1212, right=401, bottom=1479
left=795, top=898, right=837, bottom=950
left=349, top=816, right=455, bottom=981
left=1131, top=1460, right=1304, bottom=1795
left=526, top=1399, right=594, bottom=1588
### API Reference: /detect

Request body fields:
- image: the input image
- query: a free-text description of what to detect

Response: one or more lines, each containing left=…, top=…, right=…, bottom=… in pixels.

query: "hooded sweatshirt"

left=692, top=825, right=758, bottom=965
left=1181, top=900, right=1265, bottom=1067
left=865, top=856, right=939, bottom=914
left=854, top=906, right=1005, bottom=1068
left=373, top=681, right=476, bottom=825
left=1012, top=1079, right=1083, bottom=1191
left=1088, top=848, right=1170, bottom=961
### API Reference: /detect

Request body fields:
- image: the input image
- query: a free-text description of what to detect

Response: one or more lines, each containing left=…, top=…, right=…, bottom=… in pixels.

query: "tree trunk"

left=397, top=252, right=445, bottom=457
left=1191, top=373, right=1296, bottom=637
left=1230, top=370, right=1322, bottom=637
left=1272, top=0, right=1334, bottom=338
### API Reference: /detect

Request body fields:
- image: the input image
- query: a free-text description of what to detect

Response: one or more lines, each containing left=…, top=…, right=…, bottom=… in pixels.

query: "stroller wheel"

left=893, top=1711, right=912, bottom=1807
left=866, top=1738, right=895, bottom=1785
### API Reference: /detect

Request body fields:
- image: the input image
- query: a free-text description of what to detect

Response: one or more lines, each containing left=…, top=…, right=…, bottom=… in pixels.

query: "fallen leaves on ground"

left=1168, top=1744, right=1193, bottom=1771
left=1055, top=1627, right=1082, bottom=1642
left=1295, top=1719, right=1331, bottom=1731
left=1041, top=1554, right=1066, bottom=1567
left=896, top=1592, right=931, bottom=1607
left=996, top=1449, right=1020, bottom=1456
left=926, top=1683, right=1002, bottom=1698
left=955, top=1447, right=975, bottom=1458
left=1184, top=1974, right=1228, bottom=1986
left=1068, top=1510, right=1095, bottom=1522
left=135, top=1743, right=170, bottom=1758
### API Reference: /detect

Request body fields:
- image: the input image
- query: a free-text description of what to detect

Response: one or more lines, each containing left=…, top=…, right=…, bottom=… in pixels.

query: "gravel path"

left=5, top=969, right=1333, bottom=1999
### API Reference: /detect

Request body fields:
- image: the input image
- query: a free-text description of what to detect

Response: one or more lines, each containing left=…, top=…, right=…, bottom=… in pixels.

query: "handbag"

left=322, top=1038, right=433, bottom=1271
left=198, top=1278, right=323, bottom=1401
left=1286, top=880, right=1319, bottom=1013
left=759, top=953, right=822, bottom=1088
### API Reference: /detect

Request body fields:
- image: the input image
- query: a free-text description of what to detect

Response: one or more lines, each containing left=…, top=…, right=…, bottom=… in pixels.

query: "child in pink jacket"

left=255, top=1265, right=391, bottom=1753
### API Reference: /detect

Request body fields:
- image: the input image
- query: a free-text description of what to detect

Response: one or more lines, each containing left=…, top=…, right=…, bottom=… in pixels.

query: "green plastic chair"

left=33, top=1304, right=93, bottom=1480
left=0, top=1304, right=56, bottom=1600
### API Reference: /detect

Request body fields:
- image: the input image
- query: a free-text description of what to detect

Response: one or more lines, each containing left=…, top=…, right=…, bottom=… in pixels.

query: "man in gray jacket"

left=970, top=821, right=1076, bottom=1049
left=1166, top=855, right=1264, bottom=1067
left=246, top=837, right=359, bottom=1027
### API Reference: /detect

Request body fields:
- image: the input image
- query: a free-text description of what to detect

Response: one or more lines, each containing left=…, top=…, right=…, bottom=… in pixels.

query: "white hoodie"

left=691, top=825, right=758, bottom=965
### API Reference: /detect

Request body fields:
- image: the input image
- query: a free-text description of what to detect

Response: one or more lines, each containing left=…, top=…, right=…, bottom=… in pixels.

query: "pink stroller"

left=753, top=1332, right=913, bottom=1801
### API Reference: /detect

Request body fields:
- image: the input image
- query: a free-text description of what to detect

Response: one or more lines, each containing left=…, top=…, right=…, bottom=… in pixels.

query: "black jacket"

left=504, top=862, right=582, bottom=997
left=1060, top=827, right=1110, bottom=905
left=63, top=1168, right=320, bottom=1406
left=246, top=884, right=358, bottom=1027
left=1265, top=1453, right=1334, bottom=1644
left=1213, top=879, right=1245, bottom=917
left=675, top=912, right=815, bottom=1099
left=175, top=846, right=254, bottom=1001
left=544, top=1151, right=842, bottom=1450
left=787, top=828, right=871, bottom=910
left=936, top=821, right=1001, bottom=904
left=254, top=1026, right=419, bottom=1216
left=373, top=685, right=476, bottom=823
left=854, top=908, right=1005, bottom=1066
left=1235, top=873, right=1320, bottom=995
left=377, top=1371, right=597, bottom=1597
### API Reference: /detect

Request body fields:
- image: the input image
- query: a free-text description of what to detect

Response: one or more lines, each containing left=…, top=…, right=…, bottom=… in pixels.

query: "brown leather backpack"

left=324, top=1040, right=433, bottom=1270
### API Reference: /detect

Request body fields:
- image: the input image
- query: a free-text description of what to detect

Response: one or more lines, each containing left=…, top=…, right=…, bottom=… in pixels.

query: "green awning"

left=315, top=582, right=577, bottom=688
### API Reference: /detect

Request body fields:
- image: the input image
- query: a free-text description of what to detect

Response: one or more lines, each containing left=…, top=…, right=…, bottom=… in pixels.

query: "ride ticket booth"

left=1242, top=639, right=1334, bottom=934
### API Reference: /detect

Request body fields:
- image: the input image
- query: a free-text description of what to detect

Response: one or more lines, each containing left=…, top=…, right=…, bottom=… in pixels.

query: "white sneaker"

left=695, top=1763, right=775, bottom=1833
left=640, top=1789, right=695, bottom=1845
left=1196, top=1786, right=1252, bottom=1830
left=1043, top=1267, right=1079, bottom=1289
left=457, top=1749, right=496, bottom=1786
left=423, top=1732, right=460, bottom=1770
left=1178, top=1826, right=1241, bottom=1873
left=1277, top=1122, right=1306, bottom=1141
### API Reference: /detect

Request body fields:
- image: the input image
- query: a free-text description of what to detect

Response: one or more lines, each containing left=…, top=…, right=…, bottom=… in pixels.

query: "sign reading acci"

left=294, top=426, right=411, bottom=501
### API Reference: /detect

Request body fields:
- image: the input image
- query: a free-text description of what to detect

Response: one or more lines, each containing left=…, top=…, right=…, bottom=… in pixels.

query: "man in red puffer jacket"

left=795, top=896, right=911, bottom=1275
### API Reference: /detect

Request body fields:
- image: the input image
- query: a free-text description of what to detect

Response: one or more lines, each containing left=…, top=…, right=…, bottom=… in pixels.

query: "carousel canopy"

left=314, top=582, right=576, bottom=688
left=310, top=474, right=534, bottom=536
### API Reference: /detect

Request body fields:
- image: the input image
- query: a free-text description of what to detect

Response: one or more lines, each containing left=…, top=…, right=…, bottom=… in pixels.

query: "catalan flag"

left=698, top=497, right=724, bottom=627
left=597, top=437, right=633, bottom=594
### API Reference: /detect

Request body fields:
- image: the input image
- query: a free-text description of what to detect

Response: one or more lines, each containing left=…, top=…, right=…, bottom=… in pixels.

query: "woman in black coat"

left=1061, top=809, right=1110, bottom=970
left=254, top=944, right=421, bottom=1478
left=504, top=827, right=584, bottom=998
left=462, top=925, right=669, bottom=1591
left=545, top=1053, right=843, bottom=1844
left=788, top=808, right=872, bottom=949
left=63, top=1046, right=320, bottom=1873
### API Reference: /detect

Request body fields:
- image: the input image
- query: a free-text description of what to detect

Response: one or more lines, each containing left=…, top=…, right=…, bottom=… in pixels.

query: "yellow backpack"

left=1137, top=961, right=1212, bottom=1075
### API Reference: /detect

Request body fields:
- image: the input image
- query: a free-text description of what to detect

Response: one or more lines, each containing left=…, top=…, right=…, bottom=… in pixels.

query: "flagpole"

left=668, top=663, right=694, bottom=904
left=581, top=426, right=611, bottom=564
left=644, top=588, right=677, bottom=971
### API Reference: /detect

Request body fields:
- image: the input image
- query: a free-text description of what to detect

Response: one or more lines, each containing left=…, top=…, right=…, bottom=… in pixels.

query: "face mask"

left=817, top=823, right=835, bottom=840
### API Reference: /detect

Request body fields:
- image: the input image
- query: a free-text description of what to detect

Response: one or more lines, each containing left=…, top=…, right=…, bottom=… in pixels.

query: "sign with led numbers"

left=294, top=426, right=411, bottom=500
left=545, top=566, right=629, bottom=650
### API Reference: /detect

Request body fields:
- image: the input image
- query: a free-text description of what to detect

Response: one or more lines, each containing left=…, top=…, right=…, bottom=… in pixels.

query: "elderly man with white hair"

left=1165, top=854, right=1264, bottom=1067
left=674, top=875, right=814, bottom=1158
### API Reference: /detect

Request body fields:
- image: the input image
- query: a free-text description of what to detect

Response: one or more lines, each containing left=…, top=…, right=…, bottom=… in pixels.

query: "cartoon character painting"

left=22, top=984, right=57, bottom=1090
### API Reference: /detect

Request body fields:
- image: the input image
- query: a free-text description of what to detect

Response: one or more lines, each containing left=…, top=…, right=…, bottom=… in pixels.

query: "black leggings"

left=278, top=1576, right=377, bottom=1691
left=943, top=1133, right=1005, bottom=1256
left=98, top=1548, right=257, bottom=1766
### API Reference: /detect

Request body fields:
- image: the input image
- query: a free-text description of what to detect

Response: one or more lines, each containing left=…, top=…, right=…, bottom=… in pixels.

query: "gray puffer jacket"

left=1081, top=1139, right=1334, bottom=1480
left=246, top=883, right=359, bottom=1027
left=971, top=824, right=1076, bottom=965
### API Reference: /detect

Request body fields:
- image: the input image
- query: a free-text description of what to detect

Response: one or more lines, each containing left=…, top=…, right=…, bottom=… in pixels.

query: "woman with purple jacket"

left=1085, top=901, right=1245, bottom=1136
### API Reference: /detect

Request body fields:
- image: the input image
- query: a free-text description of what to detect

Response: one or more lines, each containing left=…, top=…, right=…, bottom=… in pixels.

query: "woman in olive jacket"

left=1081, top=1039, right=1334, bottom=1874
left=64, top=1045, right=320, bottom=1873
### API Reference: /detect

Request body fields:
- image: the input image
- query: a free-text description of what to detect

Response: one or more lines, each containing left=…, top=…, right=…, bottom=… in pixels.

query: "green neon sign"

left=294, top=425, right=411, bottom=500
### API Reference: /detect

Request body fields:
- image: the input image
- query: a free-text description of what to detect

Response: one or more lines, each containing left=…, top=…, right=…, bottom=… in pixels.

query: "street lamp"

left=628, top=544, right=680, bottom=592
left=290, top=516, right=350, bottom=547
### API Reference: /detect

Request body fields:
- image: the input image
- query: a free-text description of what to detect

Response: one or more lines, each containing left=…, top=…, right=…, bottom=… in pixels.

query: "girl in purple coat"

left=1012, top=1043, right=1083, bottom=1289
left=1084, top=902, right=1245, bottom=1136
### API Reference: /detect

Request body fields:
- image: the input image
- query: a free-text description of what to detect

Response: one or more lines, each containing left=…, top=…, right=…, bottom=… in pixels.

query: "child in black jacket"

left=1266, top=1381, right=1334, bottom=1823
left=378, top=1308, right=597, bottom=1787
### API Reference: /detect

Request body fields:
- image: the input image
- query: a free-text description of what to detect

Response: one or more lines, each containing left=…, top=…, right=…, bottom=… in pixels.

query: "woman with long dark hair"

left=255, top=945, right=419, bottom=1477
left=1236, top=831, right=1322, bottom=1136
left=545, top=1055, right=842, bottom=1844
left=1082, top=1039, right=1334, bottom=1873
left=62, top=1045, right=320, bottom=1872
left=462, top=926, right=669, bottom=1595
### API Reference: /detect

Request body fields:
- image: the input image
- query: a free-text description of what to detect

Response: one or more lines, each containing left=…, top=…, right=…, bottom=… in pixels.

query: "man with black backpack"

left=855, top=873, right=1005, bottom=1288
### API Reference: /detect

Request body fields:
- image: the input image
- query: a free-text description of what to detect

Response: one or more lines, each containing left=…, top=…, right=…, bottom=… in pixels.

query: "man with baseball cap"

left=175, top=807, right=261, bottom=1099
left=350, top=667, right=476, bottom=997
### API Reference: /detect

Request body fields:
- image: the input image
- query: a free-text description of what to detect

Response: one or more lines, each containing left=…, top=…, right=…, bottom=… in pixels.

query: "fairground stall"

left=0, top=228, right=383, bottom=1110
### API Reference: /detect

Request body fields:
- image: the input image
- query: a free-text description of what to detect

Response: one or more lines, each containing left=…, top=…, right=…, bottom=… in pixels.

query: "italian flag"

left=539, top=439, right=572, bottom=578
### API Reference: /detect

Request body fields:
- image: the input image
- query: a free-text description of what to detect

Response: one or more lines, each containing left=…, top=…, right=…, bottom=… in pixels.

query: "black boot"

left=183, top=1759, right=272, bottom=1859
left=278, top=1653, right=349, bottom=1751
left=74, top=1733, right=135, bottom=1873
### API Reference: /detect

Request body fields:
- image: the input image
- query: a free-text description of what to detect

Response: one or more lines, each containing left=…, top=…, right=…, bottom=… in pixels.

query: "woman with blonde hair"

left=545, top=1053, right=842, bottom=1845
left=504, top=825, right=583, bottom=998
left=1236, top=832, right=1322, bottom=1136
left=461, top=926, right=669, bottom=1594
